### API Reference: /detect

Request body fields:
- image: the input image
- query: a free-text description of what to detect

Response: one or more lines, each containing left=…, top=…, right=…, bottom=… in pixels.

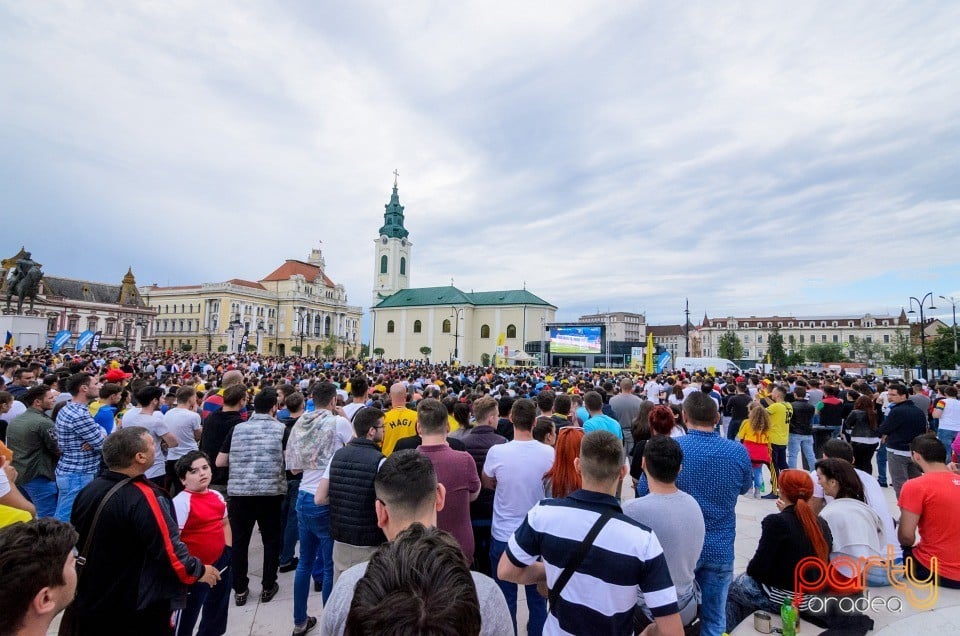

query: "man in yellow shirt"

left=762, top=385, right=792, bottom=498
left=381, top=383, right=417, bottom=455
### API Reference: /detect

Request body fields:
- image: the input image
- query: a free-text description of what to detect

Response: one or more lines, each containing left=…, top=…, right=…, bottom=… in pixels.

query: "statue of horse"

left=5, top=265, right=43, bottom=314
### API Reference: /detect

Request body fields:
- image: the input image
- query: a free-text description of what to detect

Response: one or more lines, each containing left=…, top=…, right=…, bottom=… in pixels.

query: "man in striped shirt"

left=498, top=430, right=683, bottom=636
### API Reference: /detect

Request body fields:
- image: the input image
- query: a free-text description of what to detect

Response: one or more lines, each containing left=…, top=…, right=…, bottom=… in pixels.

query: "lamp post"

left=256, top=320, right=265, bottom=354
left=296, top=309, right=306, bottom=356
left=203, top=326, right=215, bottom=352
left=540, top=315, right=546, bottom=368
left=940, top=295, right=958, bottom=361
left=450, top=305, right=464, bottom=362
left=684, top=298, right=690, bottom=357
left=227, top=314, right=242, bottom=354
left=135, top=317, right=148, bottom=352
left=908, top=293, right=936, bottom=380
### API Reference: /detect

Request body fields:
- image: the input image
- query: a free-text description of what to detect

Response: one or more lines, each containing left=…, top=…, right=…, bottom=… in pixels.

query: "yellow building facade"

left=141, top=249, right=362, bottom=356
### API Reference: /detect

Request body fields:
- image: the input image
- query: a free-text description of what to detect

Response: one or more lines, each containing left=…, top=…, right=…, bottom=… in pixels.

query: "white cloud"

left=1, top=1, right=959, bottom=335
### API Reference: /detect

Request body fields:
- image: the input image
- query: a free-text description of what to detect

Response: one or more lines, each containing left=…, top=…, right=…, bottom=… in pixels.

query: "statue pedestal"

left=0, top=314, right=48, bottom=351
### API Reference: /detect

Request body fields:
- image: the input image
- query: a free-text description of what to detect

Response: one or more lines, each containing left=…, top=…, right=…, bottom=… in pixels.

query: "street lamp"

left=203, top=326, right=215, bottom=352
left=908, top=293, right=937, bottom=380
left=135, top=317, right=148, bottom=352
left=940, top=295, right=958, bottom=360
left=450, top=306, right=464, bottom=362
left=684, top=298, right=691, bottom=357
left=296, top=309, right=306, bottom=356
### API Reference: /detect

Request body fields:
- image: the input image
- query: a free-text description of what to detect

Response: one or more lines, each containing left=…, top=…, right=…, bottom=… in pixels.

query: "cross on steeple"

left=393, top=169, right=399, bottom=188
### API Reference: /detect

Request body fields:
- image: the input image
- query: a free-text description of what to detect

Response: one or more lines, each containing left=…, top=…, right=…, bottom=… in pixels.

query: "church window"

left=400, top=257, right=406, bottom=276
left=387, top=320, right=395, bottom=333
left=442, top=319, right=451, bottom=333
left=413, top=320, right=422, bottom=333
left=380, top=255, right=388, bottom=274
left=480, top=324, right=490, bottom=339
left=506, top=324, right=517, bottom=338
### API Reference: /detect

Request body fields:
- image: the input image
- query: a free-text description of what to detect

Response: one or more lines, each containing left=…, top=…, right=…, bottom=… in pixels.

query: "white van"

left=671, top=357, right=742, bottom=375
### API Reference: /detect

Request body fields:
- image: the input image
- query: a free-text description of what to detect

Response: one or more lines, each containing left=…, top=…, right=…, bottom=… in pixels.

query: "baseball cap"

left=104, top=369, right=132, bottom=383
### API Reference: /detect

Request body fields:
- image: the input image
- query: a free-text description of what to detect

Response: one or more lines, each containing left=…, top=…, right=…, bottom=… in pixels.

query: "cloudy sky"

left=2, top=1, right=959, bottom=334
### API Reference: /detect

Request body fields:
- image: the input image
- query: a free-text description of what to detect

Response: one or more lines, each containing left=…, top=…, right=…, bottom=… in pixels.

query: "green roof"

left=374, top=286, right=554, bottom=309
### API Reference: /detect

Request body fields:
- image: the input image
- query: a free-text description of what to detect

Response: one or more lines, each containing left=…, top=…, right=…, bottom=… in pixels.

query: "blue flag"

left=52, top=330, right=72, bottom=353
left=656, top=351, right=671, bottom=373
left=76, top=330, right=95, bottom=351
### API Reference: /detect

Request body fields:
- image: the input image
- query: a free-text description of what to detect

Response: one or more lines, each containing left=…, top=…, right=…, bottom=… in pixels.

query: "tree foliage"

left=717, top=331, right=743, bottom=360
left=767, top=328, right=787, bottom=369
left=373, top=347, right=385, bottom=359
left=804, top=342, right=846, bottom=363
left=885, top=329, right=917, bottom=368
left=419, top=346, right=432, bottom=360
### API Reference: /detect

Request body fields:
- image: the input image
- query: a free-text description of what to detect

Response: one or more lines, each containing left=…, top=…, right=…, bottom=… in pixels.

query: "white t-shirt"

left=164, top=407, right=202, bottom=460
left=1, top=400, right=26, bottom=425
left=126, top=411, right=170, bottom=479
left=482, top=439, right=555, bottom=542
left=121, top=406, right=143, bottom=427
left=935, top=397, right=960, bottom=432
left=645, top=381, right=661, bottom=402
left=810, top=466, right=901, bottom=559
left=0, top=467, right=9, bottom=497
left=342, top=402, right=365, bottom=422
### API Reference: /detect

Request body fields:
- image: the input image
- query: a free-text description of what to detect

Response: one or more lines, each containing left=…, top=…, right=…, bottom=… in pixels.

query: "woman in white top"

left=933, top=386, right=960, bottom=458
left=816, top=457, right=891, bottom=587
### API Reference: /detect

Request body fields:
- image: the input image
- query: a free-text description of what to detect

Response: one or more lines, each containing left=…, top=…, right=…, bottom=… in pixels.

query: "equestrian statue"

left=5, top=251, right=43, bottom=314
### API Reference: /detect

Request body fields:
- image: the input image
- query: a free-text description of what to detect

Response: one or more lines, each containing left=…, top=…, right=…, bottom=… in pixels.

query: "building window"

left=87, top=317, right=98, bottom=331
left=387, top=320, right=395, bottom=333
left=821, top=335, right=827, bottom=342
left=48, top=317, right=58, bottom=332
left=884, top=334, right=890, bottom=344
left=866, top=336, right=873, bottom=343
left=758, top=335, right=763, bottom=343
left=832, top=335, right=839, bottom=343
left=442, top=319, right=451, bottom=333
left=400, top=257, right=406, bottom=276
left=413, top=320, right=422, bottom=333
left=849, top=335, right=855, bottom=343
left=480, top=324, right=490, bottom=339
left=68, top=317, right=79, bottom=332
left=106, top=320, right=116, bottom=335
left=506, top=324, right=517, bottom=338
left=380, top=255, right=388, bottom=274
left=799, top=335, right=805, bottom=344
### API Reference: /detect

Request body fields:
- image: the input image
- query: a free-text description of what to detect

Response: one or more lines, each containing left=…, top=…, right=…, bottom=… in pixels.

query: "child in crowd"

left=739, top=402, right=772, bottom=498
left=173, top=451, right=232, bottom=636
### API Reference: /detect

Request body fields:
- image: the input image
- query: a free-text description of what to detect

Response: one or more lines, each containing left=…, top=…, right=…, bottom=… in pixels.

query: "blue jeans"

left=696, top=558, right=734, bottom=636
left=176, top=547, right=232, bottom=636
left=22, top=476, right=58, bottom=518
left=725, top=572, right=778, bottom=632
left=752, top=466, right=764, bottom=491
left=788, top=434, right=816, bottom=470
left=490, top=538, right=547, bottom=636
left=937, top=429, right=958, bottom=460
left=294, top=492, right=333, bottom=625
left=54, top=472, right=95, bottom=522
left=280, top=479, right=301, bottom=565
left=876, top=440, right=888, bottom=485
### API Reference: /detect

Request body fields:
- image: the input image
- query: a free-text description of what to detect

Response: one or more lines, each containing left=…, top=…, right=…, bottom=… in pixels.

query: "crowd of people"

left=0, top=348, right=959, bottom=636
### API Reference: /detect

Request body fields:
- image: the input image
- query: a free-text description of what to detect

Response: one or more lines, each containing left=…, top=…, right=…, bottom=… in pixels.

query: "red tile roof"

left=226, top=278, right=266, bottom=290
left=260, top=260, right=335, bottom=286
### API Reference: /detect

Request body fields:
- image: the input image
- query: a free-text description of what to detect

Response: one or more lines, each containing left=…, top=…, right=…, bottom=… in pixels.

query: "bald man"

left=381, top=383, right=418, bottom=455
left=202, top=369, right=246, bottom=421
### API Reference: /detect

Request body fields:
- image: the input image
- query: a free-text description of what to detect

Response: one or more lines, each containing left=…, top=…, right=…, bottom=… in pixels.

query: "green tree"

left=928, top=326, right=959, bottom=370
left=373, top=347, right=385, bottom=359
left=181, top=343, right=193, bottom=352
left=217, top=345, right=228, bottom=353
left=322, top=343, right=336, bottom=358
left=885, top=329, right=917, bottom=368
left=767, top=328, right=787, bottom=369
left=419, top=346, right=432, bottom=360
left=786, top=349, right=806, bottom=367
left=245, top=344, right=257, bottom=352
left=717, top=331, right=744, bottom=360
left=804, top=342, right=846, bottom=363
left=290, top=345, right=302, bottom=354
left=480, top=353, right=491, bottom=366
left=360, top=343, right=370, bottom=358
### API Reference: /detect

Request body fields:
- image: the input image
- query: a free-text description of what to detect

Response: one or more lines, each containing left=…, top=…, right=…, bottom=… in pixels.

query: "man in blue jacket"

left=879, top=382, right=928, bottom=497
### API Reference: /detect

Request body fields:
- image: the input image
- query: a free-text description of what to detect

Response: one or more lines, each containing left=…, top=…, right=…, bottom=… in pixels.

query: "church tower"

left=373, top=172, right=412, bottom=304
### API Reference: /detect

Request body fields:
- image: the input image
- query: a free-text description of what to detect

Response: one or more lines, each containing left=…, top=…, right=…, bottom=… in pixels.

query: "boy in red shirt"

left=173, top=451, right=233, bottom=635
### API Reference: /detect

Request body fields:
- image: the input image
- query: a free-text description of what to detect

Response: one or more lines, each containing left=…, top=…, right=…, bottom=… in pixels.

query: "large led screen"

left=549, top=326, right=603, bottom=354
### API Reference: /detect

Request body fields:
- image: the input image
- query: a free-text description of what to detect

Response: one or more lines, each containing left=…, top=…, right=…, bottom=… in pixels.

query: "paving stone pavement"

left=48, top=462, right=960, bottom=635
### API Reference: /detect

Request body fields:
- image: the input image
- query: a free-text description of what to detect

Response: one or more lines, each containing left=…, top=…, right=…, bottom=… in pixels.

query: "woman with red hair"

left=629, top=405, right=684, bottom=486
left=725, top=469, right=834, bottom=631
left=542, top=427, right=585, bottom=498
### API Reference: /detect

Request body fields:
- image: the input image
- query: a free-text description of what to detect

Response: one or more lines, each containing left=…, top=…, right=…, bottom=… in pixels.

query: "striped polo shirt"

left=506, top=489, right=679, bottom=635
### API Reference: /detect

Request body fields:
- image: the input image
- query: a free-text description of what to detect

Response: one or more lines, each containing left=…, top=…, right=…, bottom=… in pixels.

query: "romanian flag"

left=3, top=331, right=12, bottom=350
